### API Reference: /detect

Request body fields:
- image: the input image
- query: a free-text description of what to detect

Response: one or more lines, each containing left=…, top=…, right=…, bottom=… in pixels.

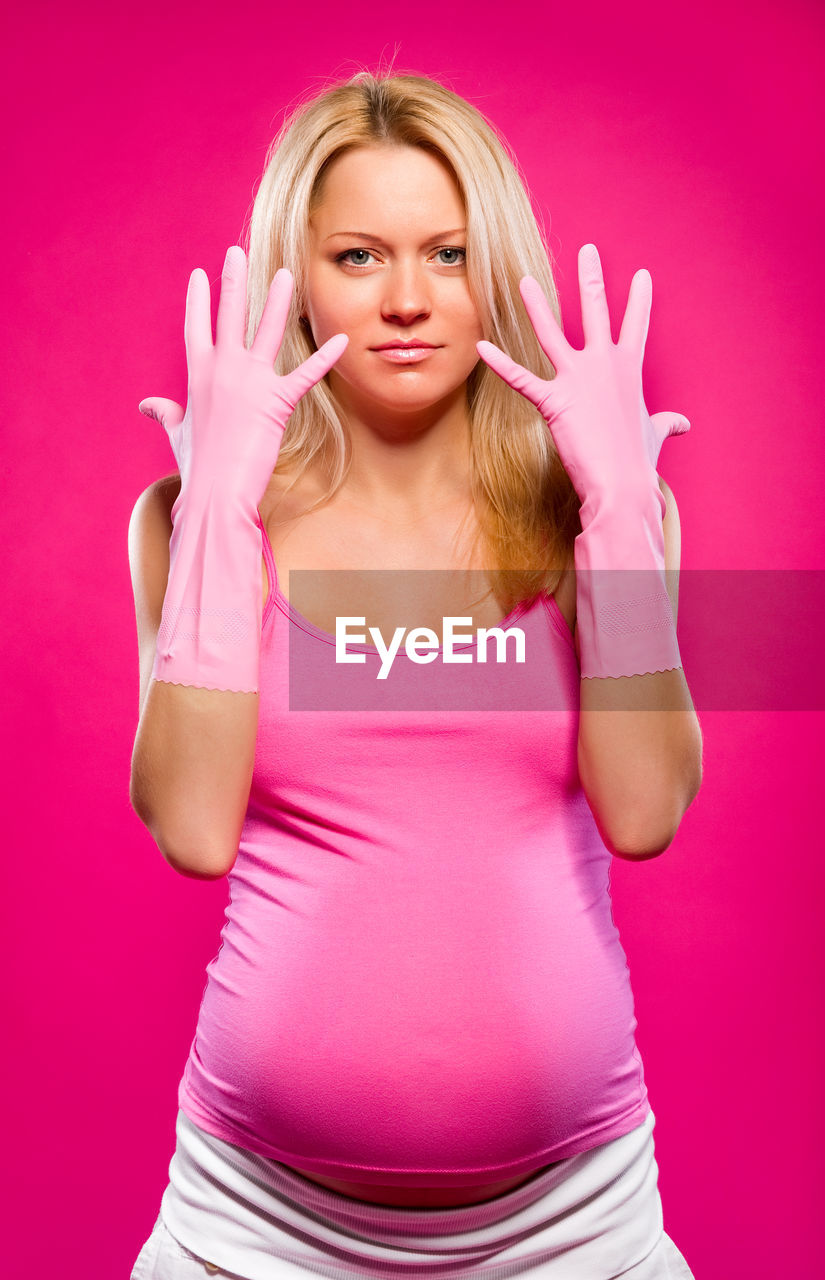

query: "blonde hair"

left=244, top=69, right=580, bottom=610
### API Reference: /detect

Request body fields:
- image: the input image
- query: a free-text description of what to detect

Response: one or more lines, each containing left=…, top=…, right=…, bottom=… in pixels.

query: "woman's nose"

left=380, top=262, right=432, bottom=327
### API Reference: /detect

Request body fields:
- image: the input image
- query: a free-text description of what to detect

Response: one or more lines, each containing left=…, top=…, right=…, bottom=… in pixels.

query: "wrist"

left=575, top=481, right=667, bottom=572
left=172, top=472, right=261, bottom=528
left=153, top=491, right=264, bottom=694
left=573, top=485, right=680, bottom=680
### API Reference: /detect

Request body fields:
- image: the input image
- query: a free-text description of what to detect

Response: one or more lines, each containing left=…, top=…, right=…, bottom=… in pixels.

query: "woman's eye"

left=434, top=247, right=467, bottom=266
left=337, top=248, right=377, bottom=267
left=336, top=247, right=467, bottom=268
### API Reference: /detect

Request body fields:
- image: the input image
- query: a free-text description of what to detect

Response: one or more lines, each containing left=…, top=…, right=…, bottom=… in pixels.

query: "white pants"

left=130, top=1107, right=695, bottom=1279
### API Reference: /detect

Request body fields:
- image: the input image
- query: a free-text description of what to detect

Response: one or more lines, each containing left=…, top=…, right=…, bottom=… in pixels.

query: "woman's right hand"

left=139, top=245, right=348, bottom=508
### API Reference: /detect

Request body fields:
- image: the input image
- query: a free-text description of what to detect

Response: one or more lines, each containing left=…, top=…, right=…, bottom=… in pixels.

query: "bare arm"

left=128, top=474, right=260, bottom=879
left=576, top=476, right=704, bottom=860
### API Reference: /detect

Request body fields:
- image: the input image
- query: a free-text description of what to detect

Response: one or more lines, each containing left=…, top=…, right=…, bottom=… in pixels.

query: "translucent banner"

left=279, top=569, right=825, bottom=712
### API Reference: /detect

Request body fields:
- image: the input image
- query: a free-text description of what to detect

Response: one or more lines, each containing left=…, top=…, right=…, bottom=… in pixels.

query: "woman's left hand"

left=476, top=243, right=690, bottom=512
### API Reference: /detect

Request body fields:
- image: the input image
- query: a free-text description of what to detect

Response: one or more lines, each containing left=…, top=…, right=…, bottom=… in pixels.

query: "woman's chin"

left=333, top=375, right=469, bottom=421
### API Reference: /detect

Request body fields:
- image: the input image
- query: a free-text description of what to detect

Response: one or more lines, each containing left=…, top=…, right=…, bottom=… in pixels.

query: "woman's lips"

left=371, top=346, right=438, bottom=363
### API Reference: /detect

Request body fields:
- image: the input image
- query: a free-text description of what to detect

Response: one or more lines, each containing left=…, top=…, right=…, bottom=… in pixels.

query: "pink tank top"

left=177, top=515, right=650, bottom=1187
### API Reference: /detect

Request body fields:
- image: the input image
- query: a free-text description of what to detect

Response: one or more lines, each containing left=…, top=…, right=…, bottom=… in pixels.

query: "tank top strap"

left=256, top=509, right=279, bottom=625
left=539, top=591, right=577, bottom=652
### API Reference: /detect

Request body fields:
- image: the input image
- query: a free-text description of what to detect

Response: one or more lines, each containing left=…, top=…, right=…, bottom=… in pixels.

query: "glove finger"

left=184, top=268, right=213, bottom=366
left=215, top=246, right=248, bottom=349
left=250, top=268, right=293, bottom=365
left=279, top=332, right=349, bottom=412
left=578, top=244, right=613, bottom=349
left=138, top=397, right=185, bottom=431
left=477, top=340, right=554, bottom=416
left=618, top=268, right=652, bottom=361
left=650, top=410, right=691, bottom=450
left=519, top=276, right=570, bottom=372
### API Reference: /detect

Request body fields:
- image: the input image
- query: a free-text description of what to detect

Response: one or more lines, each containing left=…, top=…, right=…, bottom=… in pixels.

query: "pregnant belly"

left=284, top=1162, right=555, bottom=1206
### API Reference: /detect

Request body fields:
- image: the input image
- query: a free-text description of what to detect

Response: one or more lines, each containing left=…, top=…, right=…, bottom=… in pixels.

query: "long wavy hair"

left=244, top=69, right=581, bottom=610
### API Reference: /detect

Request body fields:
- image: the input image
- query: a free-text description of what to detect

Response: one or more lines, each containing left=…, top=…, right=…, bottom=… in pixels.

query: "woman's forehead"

left=310, top=146, right=465, bottom=233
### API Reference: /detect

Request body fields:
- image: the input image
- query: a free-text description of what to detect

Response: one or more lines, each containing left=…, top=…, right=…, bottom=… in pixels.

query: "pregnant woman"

left=128, top=70, right=702, bottom=1279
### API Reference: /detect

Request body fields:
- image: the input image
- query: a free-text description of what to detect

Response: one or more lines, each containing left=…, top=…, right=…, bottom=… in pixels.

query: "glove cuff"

left=574, top=485, right=682, bottom=680
left=151, top=483, right=263, bottom=693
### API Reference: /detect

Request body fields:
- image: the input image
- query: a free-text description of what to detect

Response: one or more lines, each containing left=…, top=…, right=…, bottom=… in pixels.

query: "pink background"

left=3, top=1, right=823, bottom=1276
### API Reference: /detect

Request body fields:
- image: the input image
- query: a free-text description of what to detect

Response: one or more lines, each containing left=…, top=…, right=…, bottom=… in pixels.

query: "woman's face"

left=303, top=144, right=484, bottom=422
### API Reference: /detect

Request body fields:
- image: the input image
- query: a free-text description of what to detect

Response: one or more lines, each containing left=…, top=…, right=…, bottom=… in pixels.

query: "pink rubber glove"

left=477, top=243, right=690, bottom=679
left=139, top=245, right=348, bottom=692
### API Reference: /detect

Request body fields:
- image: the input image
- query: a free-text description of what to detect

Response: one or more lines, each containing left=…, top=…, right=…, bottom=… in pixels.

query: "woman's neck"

left=330, top=386, right=474, bottom=516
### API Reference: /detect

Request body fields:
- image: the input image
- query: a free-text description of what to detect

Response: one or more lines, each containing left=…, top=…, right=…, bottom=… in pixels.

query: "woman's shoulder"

left=134, top=467, right=324, bottom=527
left=128, top=472, right=181, bottom=547
left=133, top=471, right=181, bottom=519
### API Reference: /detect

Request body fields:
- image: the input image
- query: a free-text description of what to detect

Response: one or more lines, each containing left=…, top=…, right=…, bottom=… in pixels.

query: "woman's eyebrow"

left=323, top=228, right=466, bottom=245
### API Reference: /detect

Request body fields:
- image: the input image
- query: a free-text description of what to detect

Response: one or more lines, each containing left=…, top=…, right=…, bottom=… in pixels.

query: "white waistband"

left=159, top=1107, right=687, bottom=1279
